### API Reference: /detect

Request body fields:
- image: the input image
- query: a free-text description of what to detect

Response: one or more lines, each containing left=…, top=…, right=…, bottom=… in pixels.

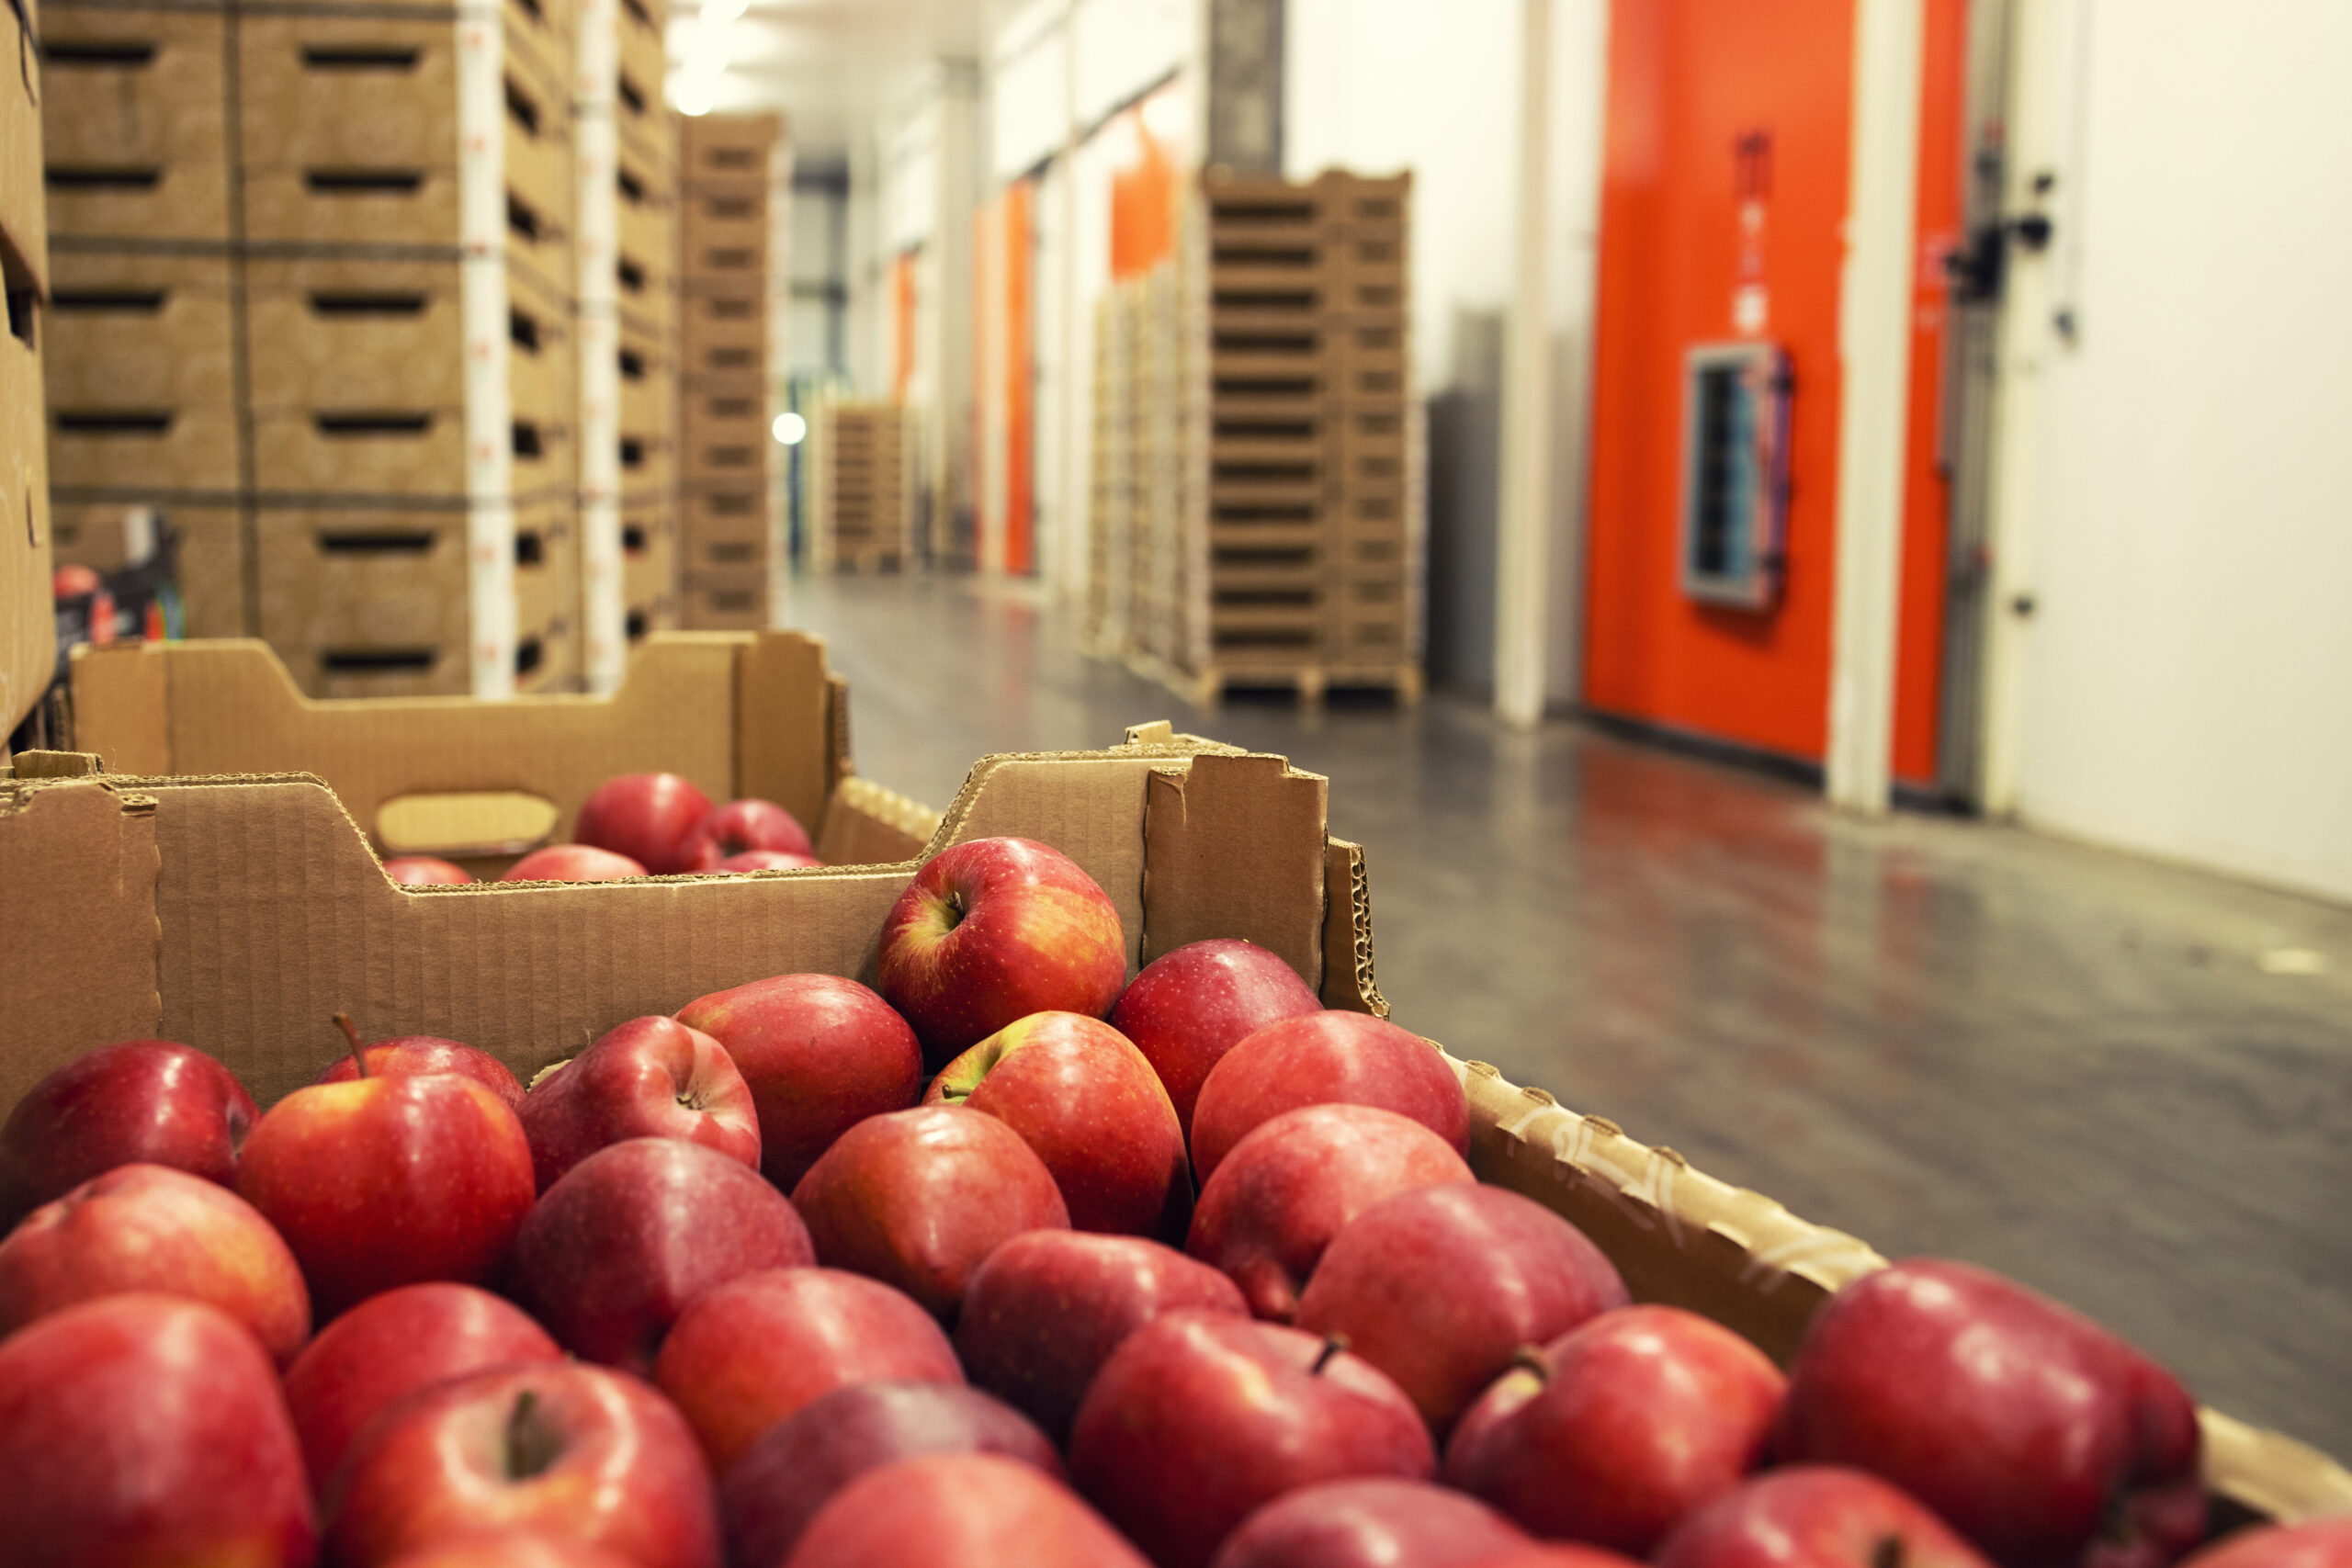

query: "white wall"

left=2006, top=0, right=2352, bottom=903
left=1284, top=0, right=1608, bottom=703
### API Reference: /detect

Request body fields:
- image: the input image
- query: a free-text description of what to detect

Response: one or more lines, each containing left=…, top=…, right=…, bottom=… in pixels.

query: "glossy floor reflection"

left=785, top=570, right=2352, bottom=1459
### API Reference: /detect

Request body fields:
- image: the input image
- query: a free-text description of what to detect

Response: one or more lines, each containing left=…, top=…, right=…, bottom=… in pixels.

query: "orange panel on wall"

left=892, top=252, right=917, bottom=402
left=1005, top=178, right=1035, bottom=576
left=1110, top=88, right=1182, bottom=282
left=1585, top=0, right=1966, bottom=778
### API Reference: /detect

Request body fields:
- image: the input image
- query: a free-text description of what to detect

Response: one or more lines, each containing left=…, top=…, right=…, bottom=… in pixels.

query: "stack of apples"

left=382, top=773, right=824, bottom=886
left=0, top=833, right=2330, bottom=1568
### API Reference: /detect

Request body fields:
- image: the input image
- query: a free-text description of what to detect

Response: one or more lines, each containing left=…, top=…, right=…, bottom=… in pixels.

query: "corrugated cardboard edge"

left=0, top=776, right=163, bottom=1077
left=1449, top=1053, right=2352, bottom=1525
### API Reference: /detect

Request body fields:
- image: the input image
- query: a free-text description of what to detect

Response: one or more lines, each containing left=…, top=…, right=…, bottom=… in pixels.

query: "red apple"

left=385, top=1529, right=641, bottom=1568
left=1775, top=1260, right=2206, bottom=1568
left=681, top=797, right=814, bottom=870
left=1295, top=1183, right=1630, bottom=1431
left=1191, top=1011, right=1467, bottom=1183
left=956, top=1229, right=1249, bottom=1442
left=924, top=1010, right=1188, bottom=1236
left=1112, top=940, right=1322, bottom=1133
left=655, top=1267, right=963, bottom=1470
left=283, top=1280, right=563, bottom=1491
left=791, top=1104, right=1069, bottom=1321
left=0, top=1039, right=256, bottom=1224
left=1069, top=1310, right=1437, bottom=1568
left=0, top=1293, right=314, bottom=1568
left=2177, top=1522, right=2352, bottom=1568
left=676, top=973, right=924, bottom=1191
left=1459, top=1550, right=1647, bottom=1568
left=786, top=1451, right=1149, bottom=1568
left=722, top=1381, right=1064, bottom=1568
left=384, top=855, right=473, bottom=886
left=519, top=1015, right=760, bottom=1190
left=510, top=1136, right=813, bottom=1373
left=1654, top=1467, right=1997, bottom=1568
left=0, top=1161, right=311, bottom=1367
left=1211, top=1478, right=1531, bottom=1568
left=317, top=1014, right=525, bottom=1111
left=326, top=1360, right=720, bottom=1568
left=876, top=837, right=1128, bottom=1067
left=503, top=844, right=650, bottom=882
left=1188, top=1103, right=1473, bottom=1322
left=716, top=849, right=823, bottom=871
left=1443, top=1305, right=1784, bottom=1551
left=575, top=773, right=715, bottom=875
left=236, top=1071, right=536, bottom=1319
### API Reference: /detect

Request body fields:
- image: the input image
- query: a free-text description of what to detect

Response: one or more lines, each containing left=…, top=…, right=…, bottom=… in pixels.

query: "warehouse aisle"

left=785, top=570, right=2352, bottom=1459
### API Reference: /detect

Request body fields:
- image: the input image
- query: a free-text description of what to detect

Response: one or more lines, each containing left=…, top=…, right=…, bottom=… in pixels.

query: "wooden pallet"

left=1128, top=649, right=1423, bottom=708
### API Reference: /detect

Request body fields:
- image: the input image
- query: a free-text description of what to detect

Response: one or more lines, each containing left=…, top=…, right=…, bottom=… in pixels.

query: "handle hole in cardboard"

left=507, top=193, right=542, bottom=241
left=617, top=347, right=646, bottom=379
left=316, top=412, right=432, bottom=438
left=47, top=166, right=162, bottom=189
left=307, top=168, right=425, bottom=194
left=616, top=167, right=646, bottom=205
left=503, top=75, right=542, bottom=137
left=621, top=525, right=648, bottom=553
left=514, top=530, right=545, bottom=566
left=53, top=289, right=166, bottom=314
left=514, top=637, right=544, bottom=676
left=44, top=39, right=159, bottom=66
left=301, top=44, right=421, bottom=71
left=512, top=423, right=545, bottom=459
left=311, top=291, right=428, bottom=318
left=510, top=309, right=541, bottom=352
left=322, top=648, right=435, bottom=673
left=318, top=528, right=435, bottom=555
left=625, top=609, right=649, bottom=640
left=616, top=257, right=647, bottom=293
left=618, top=436, right=646, bottom=468
left=618, top=0, right=650, bottom=28
left=616, top=73, right=646, bottom=115
left=57, top=411, right=173, bottom=435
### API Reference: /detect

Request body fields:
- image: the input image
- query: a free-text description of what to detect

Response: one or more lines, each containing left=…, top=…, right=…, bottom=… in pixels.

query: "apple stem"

left=1871, top=1538, right=1906, bottom=1568
left=505, top=1388, right=562, bottom=1481
left=943, top=889, right=967, bottom=930
left=333, top=1013, right=368, bottom=1079
left=1311, top=1334, right=1351, bottom=1375
left=1509, top=1345, right=1553, bottom=1383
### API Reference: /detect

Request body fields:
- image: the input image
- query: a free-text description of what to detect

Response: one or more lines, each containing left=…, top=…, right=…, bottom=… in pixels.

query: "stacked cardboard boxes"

left=3, top=0, right=52, bottom=740
left=808, top=401, right=913, bottom=571
left=611, top=0, right=683, bottom=652
left=677, top=112, right=783, bottom=629
left=39, top=0, right=583, bottom=697
left=1095, top=170, right=1424, bottom=705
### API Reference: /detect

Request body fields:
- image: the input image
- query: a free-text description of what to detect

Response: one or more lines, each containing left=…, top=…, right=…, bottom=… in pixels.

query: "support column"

left=1824, top=0, right=1928, bottom=813
left=1494, top=0, right=1555, bottom=728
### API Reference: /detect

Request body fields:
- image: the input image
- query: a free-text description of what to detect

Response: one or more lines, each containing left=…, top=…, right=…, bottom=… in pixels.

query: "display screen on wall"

left=1679, top=342, right=1792, bottom=610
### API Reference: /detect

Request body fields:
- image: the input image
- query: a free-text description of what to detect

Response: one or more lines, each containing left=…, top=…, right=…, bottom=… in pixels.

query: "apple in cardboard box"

left=1295, top=1183, right=1629, bottom=1432
left=1209, top=1477, right=1531, bottom=1568
left=2174, top=1522, right=2352, bottom=1568
left=520, top=1015, right=761, bottom=1190
left=791, top=1104, right=1069, bottom=1322
left=282, top=1281, right=564, bottom=1492
left=0, top=1293, right=315, bottom=1568
left=1070, top=1310, right=1438, bottom=1568
left=502, top=845, right=650, bottom=882
left=1190, top=1011, right=1468, bottom=1183
left=1443, top=1304, right=1784, bottom=1552
left=1188, top=1103, right=1474, bottom=1322
left=956, top=1229, right=1249, bottom=1443
left=511, top=1137, right=813, bottom=1375
left=785, top=1451, right=1150, bottom=1568
left=876, top=837, right=1128, bottom=1068
left=1111, top=939, right=1322, bottom=1134
left=1654, top=1467, right=1997, bottom=1568
left=654, top=1267, right=964, bottom=1471
left=721, top=1381, right=1065, bottom=1568
left=317, top=1014, right=526, bottom=1111
left=574, top=772, right=715, bottom=875
left=326, top=1360, right=721, bottom=1568
left=236, top=1070, right=536, bottom=1319
left=379, top=1529, right=640, bottom=1568
left=383, top=855, right=473, bottom=886
left=680, top=798, right=814, bottom=869
left=0, top=1039, right=257, bottom=1224
left=0, top=1161, right=311, bottom=1367
left=676, top=973, right=925, bottom=1192
left=1774, top=1259, right=2206, bottom=1568
left=924, top=1010, right=1189, bottom=1237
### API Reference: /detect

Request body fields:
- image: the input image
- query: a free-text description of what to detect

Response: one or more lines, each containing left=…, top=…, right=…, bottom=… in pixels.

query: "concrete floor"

left=786, top=570, right=2352, bottom=1461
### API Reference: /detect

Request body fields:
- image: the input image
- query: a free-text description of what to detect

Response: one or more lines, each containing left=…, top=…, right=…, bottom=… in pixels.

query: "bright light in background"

left=773, top=412, right=807, bottom=446
left=672, top=0, right=748, bottom=116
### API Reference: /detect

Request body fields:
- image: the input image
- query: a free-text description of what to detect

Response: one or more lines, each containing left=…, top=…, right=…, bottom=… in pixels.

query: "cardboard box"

left=616, top=6, right=668, bottom=136
left=1, top=719, right=2349, bottom=1524
left=37, top=3, right=226, bottom=242
left=680, top=186, right=767, bottom=276
left=681, top=570, right=768, bottom=630
left=60, top=627, right=873, bottom=869
left=51, top=400, right=242, bottom=493
left=2, top=0, right=44, bottom=276
left=681, top=110, right=779, bottom=191
left=1, top=232, right=50, bottom=737
left=45, top=250, right=236, bottom=411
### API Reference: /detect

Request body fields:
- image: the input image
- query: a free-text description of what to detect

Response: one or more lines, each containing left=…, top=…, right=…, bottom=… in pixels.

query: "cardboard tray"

left=59, top=629, right=920, bottom=873
left=0, top=720, right=2345, bottom=1525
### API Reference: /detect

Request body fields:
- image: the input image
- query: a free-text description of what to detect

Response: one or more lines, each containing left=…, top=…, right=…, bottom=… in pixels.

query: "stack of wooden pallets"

left=808, top=400, right=913, bottom=572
